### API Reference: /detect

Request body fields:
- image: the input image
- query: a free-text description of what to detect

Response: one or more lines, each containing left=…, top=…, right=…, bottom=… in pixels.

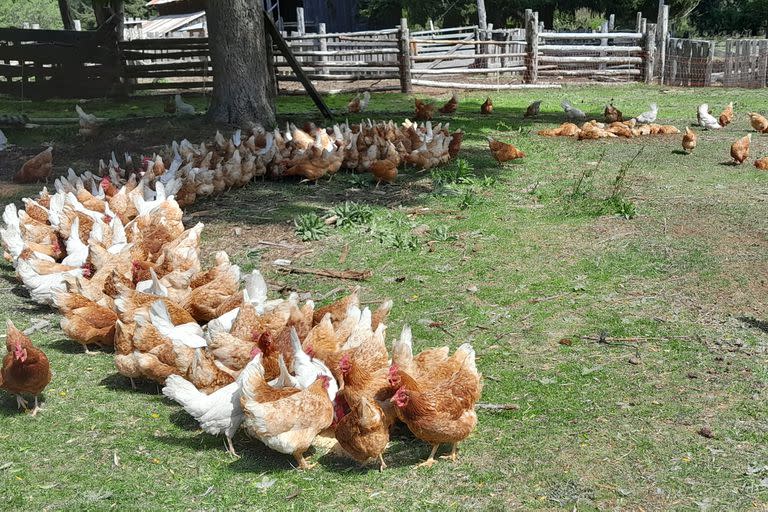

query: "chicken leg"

left=293, top=451, right=316, bottom=470
left=439, top=443, right=458, bottom=462
left=378, top=454, right=387, bottom=472
left=416, top=444, right=439, bottom=468
left=15, top=395, right=28, bottom=411
left=225, top=436, right=239, bottom=458
left=29, top=396, right=41, bottom=417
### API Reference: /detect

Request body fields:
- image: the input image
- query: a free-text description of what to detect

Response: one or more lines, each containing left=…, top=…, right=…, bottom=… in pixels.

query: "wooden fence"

left=120, top=37, right=211, bottom=91
left=278, top=27, right=400, bottom=83
left=663, top=38, right=714, bottom=86
left=1, top=17, right=766, bottom=99
left=723, top=39, right=768, bottom=88
left=0, top=26, right=123, bottom=98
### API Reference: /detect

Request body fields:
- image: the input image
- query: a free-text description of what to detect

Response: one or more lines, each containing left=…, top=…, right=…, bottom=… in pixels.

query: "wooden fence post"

left=636, top=12, right=642, bottom=32
left=758, top=40, right=768, bottom=88
left=655, top=0, right=664, bottom=42
left=296, top=7, right=305, bottom=35
left=658, top=5, right=669, bottom=83
left=318, top=23, right=327, bottom=75
left=641, top=18, right=647, bottom=34
left=486, top=22, right=494, bottom=67
left=599, top=21, right=608, bottom=71
left=703, top=40, right=714, bottom=86
left=643, top=23, right=657, bottom=83
left=398, top=18, right=412, bottom=93
left=524, top=9, right=539, bottom=84
left=608, top=14, right=615, bottom=31
left=724, top=39, right=732, bottom=87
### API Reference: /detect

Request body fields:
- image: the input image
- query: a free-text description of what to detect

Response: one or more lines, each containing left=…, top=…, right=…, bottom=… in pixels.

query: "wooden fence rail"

left=0, top=25, right=124, bottom=98
left=1, top=15, right=765, bottom=99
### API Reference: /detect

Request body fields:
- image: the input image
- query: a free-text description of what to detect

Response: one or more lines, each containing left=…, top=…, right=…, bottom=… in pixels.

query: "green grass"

left=1, top=84, right=768, bottom=511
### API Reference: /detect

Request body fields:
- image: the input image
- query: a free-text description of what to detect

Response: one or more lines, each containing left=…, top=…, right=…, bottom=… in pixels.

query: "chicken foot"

left=15, top=395, right=28, bottom=411
left=439, top=443, right=458, bottom=462
left=29, top=396, right=41, bottom=417
left=293, top=451, right=316, bottom=470
left=224, top=436, right=239, bottom=458
left=416, top=444, right=440, bottom=468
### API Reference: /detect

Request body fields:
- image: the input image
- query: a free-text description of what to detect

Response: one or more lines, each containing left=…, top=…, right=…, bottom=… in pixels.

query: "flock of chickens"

left=2, top=90, right=766, bottom=474
left=13, top=99, right=463, bottom=188
left=0, top=153, right=482, bottom=469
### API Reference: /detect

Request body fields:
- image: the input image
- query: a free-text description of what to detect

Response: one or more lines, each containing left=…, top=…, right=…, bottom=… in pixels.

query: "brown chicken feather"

left=1, top=320, right=51, bottom=415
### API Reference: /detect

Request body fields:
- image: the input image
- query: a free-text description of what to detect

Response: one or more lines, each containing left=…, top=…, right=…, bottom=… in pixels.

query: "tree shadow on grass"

left=47, top=337, right=112, bottom=355
left=0, top=391, right=50, bottom=417
left=100, top=372, right=162, bottom=396
left=737, top=316, right=768, bottom=334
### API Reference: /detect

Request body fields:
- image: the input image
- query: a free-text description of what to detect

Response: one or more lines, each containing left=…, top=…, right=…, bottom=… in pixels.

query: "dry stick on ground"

left=338, top=244, right=349, bottom=264
left=475, top=403, right=519, bottom=411
left=315, top=286, right=347, bottom=301
left=254, top=240, right=305, bottom=250
left=578, top=331, right=693, bottom=359
left=275, top=266, right=372, bottom=281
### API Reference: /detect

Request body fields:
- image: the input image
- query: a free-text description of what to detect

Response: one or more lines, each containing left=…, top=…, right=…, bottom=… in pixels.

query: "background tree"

left=357, top=0, right=766, bottom=35
left=58, top=0, right=75, bottom=29
left=205, top=0, right=276, bottom=127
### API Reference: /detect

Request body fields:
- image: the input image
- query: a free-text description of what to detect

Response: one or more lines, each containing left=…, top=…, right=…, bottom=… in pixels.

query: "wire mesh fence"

left=723, top=39, right=768, bottom=88
left=663, top=38, right=714, bottom=86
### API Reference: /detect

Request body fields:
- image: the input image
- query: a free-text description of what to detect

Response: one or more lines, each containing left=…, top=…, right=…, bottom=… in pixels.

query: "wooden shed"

left=275, top=0, right=367, bottom=33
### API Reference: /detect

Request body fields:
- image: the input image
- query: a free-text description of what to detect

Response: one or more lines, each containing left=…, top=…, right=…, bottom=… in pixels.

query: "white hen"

left=697, top=104, right=721, bottom=130
left=633, top=103, right=658, bottom=124
left=289, top=327, right=338, bottom=401
left=174, top=94, right=195, bottom=115
left=162, top=353, right=266, bottom=456
left=561, top=100, right=586, bottom=123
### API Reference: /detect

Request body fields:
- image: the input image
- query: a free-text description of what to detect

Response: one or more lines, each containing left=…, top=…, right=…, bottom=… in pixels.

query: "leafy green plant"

left=432, top=224, right=455, bottom=241
left=458, top=188, right=480, bottom=210
left=366, top=214, right=419, bottom=251
left=431, top=158, right=476, bottom=187
left=329, top=201, right=374, bottom=227
left=294, top=212, right=328, bottom=241
left=554, top=7, right=605, bottom=31
left=346, top=173, right=369, bottom=188
left=609, top=197, right=637, bottom=219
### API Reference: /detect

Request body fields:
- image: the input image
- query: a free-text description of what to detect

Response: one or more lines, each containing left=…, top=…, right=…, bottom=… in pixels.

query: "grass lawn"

left=0, top=84, right=767, bottom=511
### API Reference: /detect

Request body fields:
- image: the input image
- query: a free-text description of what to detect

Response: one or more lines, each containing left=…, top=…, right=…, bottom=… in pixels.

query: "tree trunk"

left=92, top=0, right=110, bottom=26
left=58, top=0, right=75, bottom=30
left=206, top=0, right=276, bottom=127
left=110, top=0, right=125, bottom=41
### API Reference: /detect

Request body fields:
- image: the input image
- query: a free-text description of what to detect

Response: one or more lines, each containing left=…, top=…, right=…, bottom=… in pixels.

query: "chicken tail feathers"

left=162, top=374, right=210, bottom=419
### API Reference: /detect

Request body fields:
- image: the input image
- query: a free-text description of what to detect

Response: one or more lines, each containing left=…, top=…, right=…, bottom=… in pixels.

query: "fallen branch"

left=580, top=334, right=693, bottom=343
left=255, top=240, right=305, bottom=250
left=529, top=293, right=568, bottom=304
left=23, top=320, right=51, bottom=336
left=475, top=403, right=519, bottom=411
left=338, top=244, right=349, bottom=264
left=275, top=265, right=372, bottom=281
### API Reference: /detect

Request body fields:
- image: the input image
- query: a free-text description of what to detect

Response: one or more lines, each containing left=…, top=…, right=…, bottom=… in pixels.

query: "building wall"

left=301, top=0, right=366, bottom=33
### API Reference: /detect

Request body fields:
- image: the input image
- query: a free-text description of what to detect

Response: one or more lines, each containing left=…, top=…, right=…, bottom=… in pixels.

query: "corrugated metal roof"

left=142, top=11, right=206, bottom=37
